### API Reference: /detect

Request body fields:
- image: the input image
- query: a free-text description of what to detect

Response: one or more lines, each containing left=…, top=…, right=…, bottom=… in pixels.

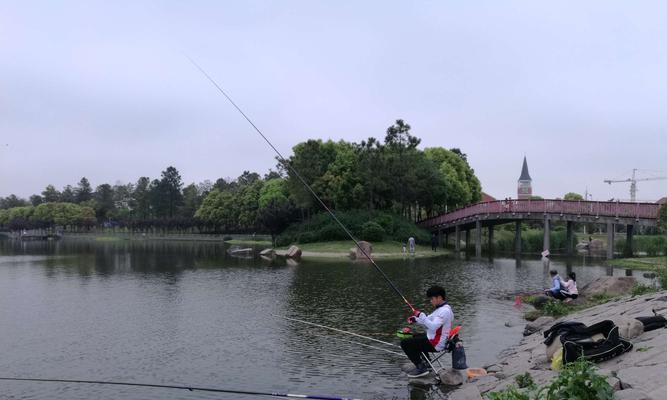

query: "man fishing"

left=400, top=285, right=453, bottom=378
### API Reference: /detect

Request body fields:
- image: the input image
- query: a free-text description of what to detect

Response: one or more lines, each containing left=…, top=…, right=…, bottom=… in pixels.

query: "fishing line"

left=186, top=55, right=415, bottom=312
left=311, top=333, right=405, bottom=357
left=0, top=377, right=361, bottom=400
left=279, top=315, right=400, bottom=348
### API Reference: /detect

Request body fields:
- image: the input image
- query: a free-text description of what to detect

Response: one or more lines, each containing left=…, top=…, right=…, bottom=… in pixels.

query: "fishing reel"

left=396, top=326, right=413, bottom=339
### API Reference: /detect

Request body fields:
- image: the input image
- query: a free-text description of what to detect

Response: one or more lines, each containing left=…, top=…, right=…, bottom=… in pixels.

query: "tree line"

left=0, top=120, right=482, bottom=237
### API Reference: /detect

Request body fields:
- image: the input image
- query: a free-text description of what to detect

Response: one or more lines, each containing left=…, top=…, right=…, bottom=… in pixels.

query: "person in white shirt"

left=400, top=285, right=453, bottom=378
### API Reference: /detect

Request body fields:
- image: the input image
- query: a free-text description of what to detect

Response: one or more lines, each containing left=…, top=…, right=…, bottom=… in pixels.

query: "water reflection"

left=0, top=237, right=656, bottom=400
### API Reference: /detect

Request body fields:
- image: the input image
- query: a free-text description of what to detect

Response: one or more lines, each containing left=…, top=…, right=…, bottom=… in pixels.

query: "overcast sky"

left=1, top=1, right=666, bottom=202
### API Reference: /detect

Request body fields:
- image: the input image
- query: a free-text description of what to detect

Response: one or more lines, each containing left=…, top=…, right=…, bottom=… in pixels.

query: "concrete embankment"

left=447, top=291, right=667, bottom=399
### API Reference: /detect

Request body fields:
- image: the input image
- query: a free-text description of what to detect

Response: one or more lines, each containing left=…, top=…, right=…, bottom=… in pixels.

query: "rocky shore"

left=445, top=290, right=667, bottom=399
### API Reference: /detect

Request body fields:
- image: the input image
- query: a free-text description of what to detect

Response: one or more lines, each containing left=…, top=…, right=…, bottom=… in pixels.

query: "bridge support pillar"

left=625, top=225, right=634, bottom=257
left=543, top=217, right=550, bottom=252
left=566, top=221, right=574, bottom=256
left=488, top=225, right=494, bottom=253
left=444, top=232, right=449, bottom=248
left=455, top=225, right=461, bottom=253
left=465, top=229, right=471, bottom=253
left=437, top=230, right=442, bottom=249
left=515, top=221, right=522, bottom=255
left=475, top=220, right=482, bottom=257
left=607, top=222, right=615, bottom=259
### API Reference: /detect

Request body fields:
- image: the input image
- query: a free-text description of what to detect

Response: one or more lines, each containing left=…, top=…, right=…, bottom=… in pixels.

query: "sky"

left=1, top=1, right=666, bottom=202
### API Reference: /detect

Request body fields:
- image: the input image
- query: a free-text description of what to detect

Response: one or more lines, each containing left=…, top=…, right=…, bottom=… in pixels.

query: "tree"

left=564, top=192, right=584, bottom=201
left=94, top=184, right=115, bottom=220
left=283, top=139, right=338, bottom=212
left=257, top=178, right=295, bottom=245
left=181, top=183, right=203, bottom=218
left=42, top=185, right=61, bottom=203
left=0, top=194, right=28, bottom=209
left=30, top=195, right=43, bottom=206
left=133, top=177, right=151, bottom=219
left=159, top=166, right=184, bottom=218
left=75, top=177, right=93, bottom=203
left=61, top=185, right=76, bottom=203
left=195, top=189, right=238, bottom=230
left=658, top=203, right=667, bottom=231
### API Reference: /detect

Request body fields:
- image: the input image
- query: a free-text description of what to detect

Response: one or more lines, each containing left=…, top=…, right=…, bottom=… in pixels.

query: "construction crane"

left=604, top=169, right=667, bottom=202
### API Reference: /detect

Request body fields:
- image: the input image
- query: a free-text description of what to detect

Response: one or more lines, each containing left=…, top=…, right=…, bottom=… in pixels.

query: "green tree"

left=283, top=139, right=338, bottom=212
left=94, top=184, right=115, bottom=221
left=30, top=195, right=43, bottom=206
left=564, top=192, right=584, bottom=201
left=658, top=203, right=667, bottom=231
left=195, top=189, right=237, bottom=230
left=42, top=185, right=61, bottom=203
left=133, top=177, right=151, bottom=219
left=75, top=177, right=93, bottom=203
left=160, top=166, right=184, bottom=218
left=61, top=185, right=76, bottom=203
left=181, top=183, right=203, bottom=218
left=0, top=195, right=28, bottom=209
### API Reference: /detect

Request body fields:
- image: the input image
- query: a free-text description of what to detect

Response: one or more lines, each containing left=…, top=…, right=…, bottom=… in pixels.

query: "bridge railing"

left=418, top=199, right=661, bottom=228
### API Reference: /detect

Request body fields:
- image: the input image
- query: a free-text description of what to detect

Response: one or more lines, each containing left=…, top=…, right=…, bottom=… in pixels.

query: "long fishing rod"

left=0, top=377, right=361, bottom=400
left=310, top=333, right=405, bottom=357
left=279, top=315, right=400, bottom=348
left=187, top=56, right=416, bottom=313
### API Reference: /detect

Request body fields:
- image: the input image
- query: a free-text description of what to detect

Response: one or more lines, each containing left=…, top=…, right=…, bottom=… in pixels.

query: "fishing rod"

left=279, top=315, right=400, bottom=348
left=0, top=377, right=361, bottom=400
left=186, top=56, right=416, bottom=313
left=310, top=333, right=405, bottom=357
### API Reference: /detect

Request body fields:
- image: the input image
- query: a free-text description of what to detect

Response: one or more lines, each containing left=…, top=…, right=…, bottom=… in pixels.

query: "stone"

left=438, top=368, right=465, bottom=386
left=400, top=362, right=414, bottom=373
left=616, top=365, right=667, bottom=397
left=486, top=364, right=502, bottom=373
left=611, top=317, right=644, bottom=339
left=448, top=385, right=483, bottom=400
left=614, top=389, right=652, bottom=400
left=408, top=372, right=438, bottom=386
left=469, top=374, right=499, bottom=393
left=580, top=276, right=637, bottom=298
left=353, top=241, right=373, bottom=262
left=523, top=316, right=555, bottom=336
left=259, top=248, right=274, bottom=257
left=286, top=245, right=302, bottom=259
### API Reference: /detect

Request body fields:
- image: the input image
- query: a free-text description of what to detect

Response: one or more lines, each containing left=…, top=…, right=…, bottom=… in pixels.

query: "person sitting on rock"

left=545, top=269, right=566, bottom=300
left=400, top=285, right=453, bottom=378
left=559, top=272, right=578, bottom=302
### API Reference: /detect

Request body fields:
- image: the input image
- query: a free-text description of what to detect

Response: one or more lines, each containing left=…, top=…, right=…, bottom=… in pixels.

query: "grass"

left=276, top=240, right=445, bottom=258
left=608, top=257, right=667, bottom=271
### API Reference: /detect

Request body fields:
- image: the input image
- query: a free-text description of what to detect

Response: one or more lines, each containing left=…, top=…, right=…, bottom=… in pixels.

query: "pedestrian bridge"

left=417, top=199, right=661, bottom=258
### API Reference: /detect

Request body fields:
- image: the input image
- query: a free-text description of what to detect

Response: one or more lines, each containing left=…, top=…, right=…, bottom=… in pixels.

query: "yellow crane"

left=604, top=169, right=667, bottom=202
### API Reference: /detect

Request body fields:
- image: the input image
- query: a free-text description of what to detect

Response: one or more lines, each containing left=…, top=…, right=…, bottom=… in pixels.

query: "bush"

left=487, top=387, right=531, bottom=400
left=660, top=268, right=667, bottom=290
left=540, top=359, right=613, bottom=400
left=632, top=283, right=658, bottom=296
left=360, top=221, right=385, bottom=242
left=543, top=299, right=569, bottom=317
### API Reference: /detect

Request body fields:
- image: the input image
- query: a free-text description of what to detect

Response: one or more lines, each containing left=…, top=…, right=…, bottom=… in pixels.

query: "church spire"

left=519, top=156, right=531, bottom=181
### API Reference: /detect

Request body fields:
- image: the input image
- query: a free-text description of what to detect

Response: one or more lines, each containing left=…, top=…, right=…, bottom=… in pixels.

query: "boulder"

left=523, top=316, right=555, bottom=336
left=438, top=368, right=465, bottom=386
left=353, top=241, right=373, bottom=262
left=468, top=374, right=499, bottom=393
left=286, top=245, right=302, bottom=259
left=611, top=317, right=644, bottom=339
left=614, top=389, right=652, bottom=400
left=580, top=276, right=636, bottom=298
left=589, top=239, right=604, bottom=250
left=616, top=365, right=667, bottom=398
left=448, top=385, right=483, bottom=400
left=259, top=248, right=275, bottom=257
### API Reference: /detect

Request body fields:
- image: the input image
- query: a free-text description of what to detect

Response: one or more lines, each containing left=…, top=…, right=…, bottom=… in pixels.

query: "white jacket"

left=415, top=302, right=453, bottom=351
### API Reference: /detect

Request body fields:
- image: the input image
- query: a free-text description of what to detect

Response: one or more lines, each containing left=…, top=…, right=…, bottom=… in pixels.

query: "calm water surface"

left=0, top=238, right=652, bottom=399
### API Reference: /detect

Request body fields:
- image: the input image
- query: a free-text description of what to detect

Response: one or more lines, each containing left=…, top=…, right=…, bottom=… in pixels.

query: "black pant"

left=400, top=334, right=436, bottom=366
left=546, top=289, right=566, bottom=300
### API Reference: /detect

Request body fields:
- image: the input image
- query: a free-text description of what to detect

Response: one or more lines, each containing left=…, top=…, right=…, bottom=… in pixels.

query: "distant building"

left=481, top=192, right=496, bottom=203
left=657, top=197, right=667, bottom=205
left=517, top=156, right=532, bottom=199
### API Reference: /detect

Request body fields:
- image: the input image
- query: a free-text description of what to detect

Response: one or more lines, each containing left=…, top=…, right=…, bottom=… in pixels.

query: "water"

left=0, top=238, right=653, bottom=400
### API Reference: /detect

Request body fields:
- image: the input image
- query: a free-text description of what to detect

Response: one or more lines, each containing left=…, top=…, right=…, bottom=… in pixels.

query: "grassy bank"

left=277, top=240, right=445, bottom=259
left=608, top=256, right=667, bottom=271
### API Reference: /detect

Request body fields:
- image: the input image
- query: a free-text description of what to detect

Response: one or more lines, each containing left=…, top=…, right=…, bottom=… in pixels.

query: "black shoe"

left=407, top=364, right=429, bottom=378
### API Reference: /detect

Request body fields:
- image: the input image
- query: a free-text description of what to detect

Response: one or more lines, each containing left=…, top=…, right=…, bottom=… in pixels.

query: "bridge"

left=418, top=199, right=661, bottom=258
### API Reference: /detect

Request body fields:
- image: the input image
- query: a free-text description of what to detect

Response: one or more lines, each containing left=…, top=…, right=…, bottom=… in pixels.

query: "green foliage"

left=515, top=372, right=535, bottom=389
left=660, top=267, right=667, bottom=290
left=488, top=360, right=613, bottom=400
left=632, top=283, right=658, bottom=296
left=361, top=221, right=385, bottom=242
left=542, top=299, right=569, bottom=317
left=658, top=204, right=667, bottom=231
left=563, top=192, right=584, bottom=201
left=616, top=235, right=666, bottom=256
left=540, top=359, right=613, bottom=400
left=494, top=229, right=577, bottom=254
left=276, top=210, right=430, bottom=246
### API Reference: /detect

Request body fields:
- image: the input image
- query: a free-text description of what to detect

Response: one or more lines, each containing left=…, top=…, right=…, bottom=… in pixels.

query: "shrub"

left=660, top=268, right=667, bottom=290
left=487, top=387, right=531, bottom=400
left=542, top=299, right=569, bottom=317
left=515, top=372, right=535, bottom=389
left=632, top=284, right=658, bottom=296
left=360, top=221, right=385, bottom=242
left=540, top=359, right=613, bottom=400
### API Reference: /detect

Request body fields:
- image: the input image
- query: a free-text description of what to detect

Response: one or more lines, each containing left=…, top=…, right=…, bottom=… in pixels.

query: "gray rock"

left=616, top=366, right=667, bottom=397
left=353, top=241, right=373, bottom=262
left=523, top=316, right=555, bottom=336
left=486, top=364, right=502, bottom=373
left=614, top=389, right=652, bottom=400
left=448, top=385, right=483, bottom=400
left=408, top=372, right=438, bottom=386
left=611, top=317, right=644, bottom=339
left=469, top=374, right=498, bottom=393
left=580, top=276, right=636, bottom=298
left=259, top=248, right=274, bottom=257
left=438, top=368, right=465, bottom=386
left=286, top=245, right=302, bottom=259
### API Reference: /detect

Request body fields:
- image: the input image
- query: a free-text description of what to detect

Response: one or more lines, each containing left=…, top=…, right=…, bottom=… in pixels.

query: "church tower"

left=517, top=156, right=532, bottom=199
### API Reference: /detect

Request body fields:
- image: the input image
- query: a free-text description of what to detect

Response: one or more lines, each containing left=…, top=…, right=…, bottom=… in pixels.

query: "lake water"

left=0, top=238, right=653, bottom=400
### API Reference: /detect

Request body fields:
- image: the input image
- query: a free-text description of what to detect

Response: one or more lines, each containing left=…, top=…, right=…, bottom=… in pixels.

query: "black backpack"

left=560, top=320, right=633, bottom=364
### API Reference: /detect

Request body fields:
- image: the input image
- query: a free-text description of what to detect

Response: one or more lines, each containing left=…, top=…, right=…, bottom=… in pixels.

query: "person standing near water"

left=408, top=237, right=415, bottom=255
left=431, top=234, right=438, bottom=252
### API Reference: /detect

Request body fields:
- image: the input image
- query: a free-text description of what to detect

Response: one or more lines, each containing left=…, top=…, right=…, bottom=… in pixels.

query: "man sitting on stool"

left=400, top=285, right=453, bottom=378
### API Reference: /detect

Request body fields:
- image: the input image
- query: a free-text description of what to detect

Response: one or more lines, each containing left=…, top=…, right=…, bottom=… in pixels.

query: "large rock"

left=580, top=276, right=636, bottom=298
left=616, top=365, right=667, bottom=398
left=286, top=245, right=302, bottom=259
left=259, top=248, right=275, bottom=257
left=448, top=385, right=483, bottom=400
left=614, top=389, right=652, bottom=400
left=523, top=316, right=555, bottom=336
left=438, top=368, right=465, bottom=386
left=351, top=241, right=373, bottom=262
left=612, top=317, right=645, bottom=339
